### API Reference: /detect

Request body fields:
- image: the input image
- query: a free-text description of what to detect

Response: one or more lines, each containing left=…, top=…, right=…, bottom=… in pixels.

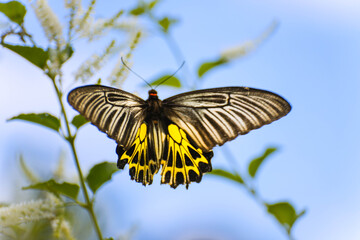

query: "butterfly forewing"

left=162, top=87, right=291, bottom=151
left=68, top=85, right=147, bottom=149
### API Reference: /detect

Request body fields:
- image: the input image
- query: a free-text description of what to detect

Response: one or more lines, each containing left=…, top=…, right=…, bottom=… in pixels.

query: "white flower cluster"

left=47, top=48, right=63, bottom=77
left=108, top=31, right=142, bottom=87
left=78, top=10, right=126, bottom=41
left=64, top=0, right=145, bottom=39
left=74, top=40, right=117, bottom=82
left=65, top=0, right=81, bottom=9
left=66, top=0, right=135, bottom=42
left=51, top=218, right=75, bottom=240
left=220, top=41, right=256, bottom=61
left=108, top=54, right=131, bottom=87
left=221, top=21, right=279, bottom=61
left=112, top=16, right=143, bottom=34
left=0, top=196, right=61, bottom=228
left=32, top=0, right=65, bottom=47
left=62, top=1, right=144, bottom=84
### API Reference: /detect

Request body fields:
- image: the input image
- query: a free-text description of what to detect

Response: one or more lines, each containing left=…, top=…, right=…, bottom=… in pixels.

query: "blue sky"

left=1, top=0, right=360, bottom=239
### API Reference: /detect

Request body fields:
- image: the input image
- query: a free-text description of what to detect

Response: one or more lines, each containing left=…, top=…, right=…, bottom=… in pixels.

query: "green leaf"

left=197, top=57, right=228, bottom=78
left=129, top=1, right=158, bottom=15
left=266, top=202, right=306, bottom=234
left=0, top=1, right=26, bottom=25
left=8, top=113, right=61, bottom=132
left=86, top=162, right=119, bottom=193
left=148, top=0, right=159, bottom=10
left=158, top=17, right=178, bottom=33
left=248, top=147, right=277, bottom=178
left=23, top=179, right=80, bottom=200
left=71, top=114, right=89, bottom=129
left=60, top=44, right=74, bottom=64
left=1, top=43, right=48, bottom=69
left=129, top=6, right=145, bottom=15
left=148, top=75, right=181, bottom=88
left=209, top=169, right=244, bottom=184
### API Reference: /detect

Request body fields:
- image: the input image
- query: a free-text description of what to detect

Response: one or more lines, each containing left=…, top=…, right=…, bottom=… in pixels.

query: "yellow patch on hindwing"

left=117, top=123, right=158, bottom=185
left=161, top=124, right=213, bottom=189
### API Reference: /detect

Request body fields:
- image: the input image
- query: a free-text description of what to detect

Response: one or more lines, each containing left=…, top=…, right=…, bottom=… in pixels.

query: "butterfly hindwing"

left=117, top=123, right=213, bottom=188
left=116, top=123, right=159, bottom=185
left=161, top=124, right=213, bottom=189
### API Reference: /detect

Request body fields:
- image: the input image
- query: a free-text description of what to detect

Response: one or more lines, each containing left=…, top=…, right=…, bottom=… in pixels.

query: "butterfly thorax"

left=146, top=89, right=163, bottom=119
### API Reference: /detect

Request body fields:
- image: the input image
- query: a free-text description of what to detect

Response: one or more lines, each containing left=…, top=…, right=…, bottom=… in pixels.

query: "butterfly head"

left=148, top=89, right=158, bottom=99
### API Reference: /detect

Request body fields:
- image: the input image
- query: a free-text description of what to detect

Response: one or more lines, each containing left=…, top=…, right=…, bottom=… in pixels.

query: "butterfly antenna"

left=154, top=61, right=185, bottom=89
left=121, top=57, right=152, bottom=89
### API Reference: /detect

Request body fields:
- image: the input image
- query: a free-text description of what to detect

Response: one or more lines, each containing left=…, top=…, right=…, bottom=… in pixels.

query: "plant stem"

left=51, top=78, right=103, bottom=240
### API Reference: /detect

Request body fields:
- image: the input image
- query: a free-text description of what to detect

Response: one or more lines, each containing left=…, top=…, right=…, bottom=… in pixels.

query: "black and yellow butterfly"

left=68, top=86, right=291, bottom=188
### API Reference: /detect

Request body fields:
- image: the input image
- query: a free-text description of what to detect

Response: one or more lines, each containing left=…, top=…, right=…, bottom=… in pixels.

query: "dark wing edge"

left=67, top=85, right=147, bottom=149
left=162, top=87, right=291, bottom=151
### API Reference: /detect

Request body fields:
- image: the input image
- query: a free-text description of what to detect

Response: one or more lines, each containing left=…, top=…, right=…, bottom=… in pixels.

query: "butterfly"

left=68, top=85, right=291, bottom=189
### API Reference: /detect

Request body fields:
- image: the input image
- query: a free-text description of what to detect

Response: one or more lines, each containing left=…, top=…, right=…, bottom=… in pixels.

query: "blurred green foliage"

left=148, top=75, right=181, bottom=88
left=198, top=58, right=228, bottom=78
left=209, top=147, right=305, bottom=237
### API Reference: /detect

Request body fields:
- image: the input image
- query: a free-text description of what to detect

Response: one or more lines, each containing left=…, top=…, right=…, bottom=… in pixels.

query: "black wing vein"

left=163, top=87, right=291, bottom=151
left=68, top=85, right=147, bottom=149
